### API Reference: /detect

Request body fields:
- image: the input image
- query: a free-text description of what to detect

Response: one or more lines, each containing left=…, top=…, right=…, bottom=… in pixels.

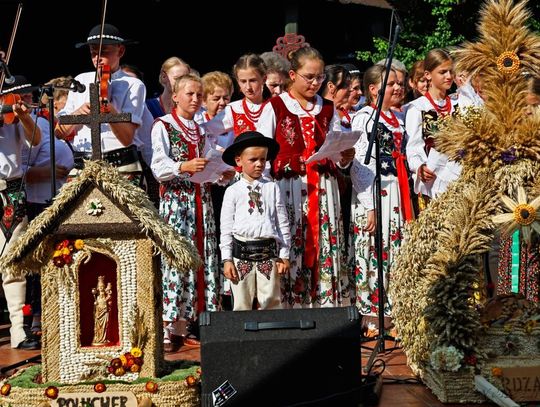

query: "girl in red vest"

left=257, top=46, right=354, bottom=308
left=203, top=53, right=267, bottom=144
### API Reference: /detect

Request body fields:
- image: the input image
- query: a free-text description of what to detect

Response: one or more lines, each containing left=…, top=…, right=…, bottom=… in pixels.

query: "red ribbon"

left=392, top=151, right=414, bottom=222
left=391, top=131, right=414, bottom=223
left=300, top=117, right=320, bottom=300
left=194, top=183, right=206, bottom=314
left=185, top=139, right=206, bottom=315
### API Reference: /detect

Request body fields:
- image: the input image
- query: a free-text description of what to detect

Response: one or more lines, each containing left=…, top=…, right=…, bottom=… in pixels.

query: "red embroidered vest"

left=270, top=96, right=336, bottom=179
left=231, top=110, right=256, bottom=136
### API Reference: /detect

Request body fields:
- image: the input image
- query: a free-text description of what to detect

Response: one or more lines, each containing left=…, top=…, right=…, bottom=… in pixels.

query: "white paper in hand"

left=305, top=131, right=360, bottom=164
left=189, top=148, right=234, bottom=184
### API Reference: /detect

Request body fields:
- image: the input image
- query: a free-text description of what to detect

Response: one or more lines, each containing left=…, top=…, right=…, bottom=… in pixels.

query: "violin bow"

left=0, top=2, right=23, bottom=94
left=93, top=0, right=109, bottom=84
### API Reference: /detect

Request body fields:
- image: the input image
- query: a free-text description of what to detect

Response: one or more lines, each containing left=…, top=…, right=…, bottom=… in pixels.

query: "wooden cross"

left=58, top=83, right=131, bottom=160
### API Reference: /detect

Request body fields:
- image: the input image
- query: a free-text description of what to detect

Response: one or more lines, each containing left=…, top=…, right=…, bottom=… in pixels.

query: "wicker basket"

left=423, top=366, right=485, bottom=403
left=478, top=326, right=540, bottom=358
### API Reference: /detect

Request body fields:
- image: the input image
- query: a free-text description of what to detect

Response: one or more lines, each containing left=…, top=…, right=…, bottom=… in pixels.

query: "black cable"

left=366, top=358, right=386, bottom=377
left=383, top=377, right=422, bottom=385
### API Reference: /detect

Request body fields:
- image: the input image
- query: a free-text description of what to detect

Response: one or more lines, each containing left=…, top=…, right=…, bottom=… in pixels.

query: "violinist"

left=55, top=23, right=146, bottom=183
left=0, top=75, right=42, bottom=350
left=23, top=76, right=75, bottom=340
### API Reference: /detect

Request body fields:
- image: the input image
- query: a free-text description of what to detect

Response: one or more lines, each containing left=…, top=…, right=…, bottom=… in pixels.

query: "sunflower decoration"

left=493, top=186, right=540, bottom=243
left=433, top=0, right=540, bottom=170
left=496, top=51, right=521, bottom=74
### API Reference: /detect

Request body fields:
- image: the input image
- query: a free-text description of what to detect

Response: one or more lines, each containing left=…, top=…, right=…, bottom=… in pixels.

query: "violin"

left=98, top=64, right=111, bottom=113
left=0, top=93, right=40, bottom=125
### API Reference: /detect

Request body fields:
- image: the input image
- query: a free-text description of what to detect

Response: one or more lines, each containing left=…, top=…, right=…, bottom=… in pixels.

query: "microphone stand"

left=362, top=16, right=401, bottom=374
left=39, top=82, right=78, bottom=201
left=41, top=84, right=57, bottom=200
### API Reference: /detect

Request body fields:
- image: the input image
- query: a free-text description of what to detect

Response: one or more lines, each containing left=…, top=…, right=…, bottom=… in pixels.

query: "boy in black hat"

left=55, top=23, right=146, bottom=182
left=220, top=131, right=291, bottom=310
left=0, top=75, right=43, bottom=349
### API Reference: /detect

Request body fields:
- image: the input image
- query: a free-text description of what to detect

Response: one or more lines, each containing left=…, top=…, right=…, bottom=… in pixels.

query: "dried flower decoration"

left=464, top=354, right=477, bottom=366
left=94, top=382, right=106, bottom=393
left=52, top=239, right=84, bottom=268
left=501, top=147, right=517, bottom=164
left=185, top=375, right=198, bottom=387
left=0, top=383, right=11, bottom=396
left=492, top=367, right=503, bottom=377
left=106, top=351, right=143, bottom=377
left=496, top=51, right=520, bottom=74
left=492, top=186, right=540, bottom=243
left=87, top=199, right=104, bottom=216
left=430, top=345, right=464, bottom=372
left=524, top=319, right=538, bottom=334
left=145, top=381, right=158, bottom=393
left=45, top=385, right=59, bottom=399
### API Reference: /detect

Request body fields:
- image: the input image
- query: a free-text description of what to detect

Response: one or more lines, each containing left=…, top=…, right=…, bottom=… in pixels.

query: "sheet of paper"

left=425, top=149, right=447, bottom=175
left=189, top=148, right=234, bottom=184
left=305, top=131, right=361, bottom=164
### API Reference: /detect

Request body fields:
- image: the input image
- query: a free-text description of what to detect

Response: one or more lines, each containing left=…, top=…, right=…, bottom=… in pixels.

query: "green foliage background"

left=356, top=0, right=540, bottom=70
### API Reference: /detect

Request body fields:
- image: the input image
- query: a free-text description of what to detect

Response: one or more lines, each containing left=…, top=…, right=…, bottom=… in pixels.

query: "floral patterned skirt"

left=159, top=182, right=220, bottom=321
left=276, top=174, right=352, bottom=308
left=349, top=175, right=404, bottom=316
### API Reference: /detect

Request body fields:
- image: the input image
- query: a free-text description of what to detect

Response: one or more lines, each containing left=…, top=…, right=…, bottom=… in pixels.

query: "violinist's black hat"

left=0, top=75, right=34, bottom=95
left=75, top=23, right=138, bottom=48
left=222, top=131, right=280, bottom=166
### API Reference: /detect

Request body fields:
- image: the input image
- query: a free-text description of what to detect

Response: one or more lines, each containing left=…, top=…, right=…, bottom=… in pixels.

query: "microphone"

left=70, top=79, right=86, bottom=93
left=391, top=9, right=403, bottom=32
left=0, top=61, right=15, bottom=85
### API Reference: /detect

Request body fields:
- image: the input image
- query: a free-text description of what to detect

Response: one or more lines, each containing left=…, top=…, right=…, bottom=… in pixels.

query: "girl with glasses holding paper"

left=257, top=46, right=355, bottom=309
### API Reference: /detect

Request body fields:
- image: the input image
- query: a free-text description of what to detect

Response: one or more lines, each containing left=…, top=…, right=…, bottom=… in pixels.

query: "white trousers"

left=1, top=216, right=28, bottom=347
left=230, top=258, right=281, bottom=311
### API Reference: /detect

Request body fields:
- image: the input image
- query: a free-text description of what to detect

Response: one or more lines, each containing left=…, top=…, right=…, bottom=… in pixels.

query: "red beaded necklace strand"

left=242, top=98, right=264, bottom=123
left=425, top=91, right=452, bottom=116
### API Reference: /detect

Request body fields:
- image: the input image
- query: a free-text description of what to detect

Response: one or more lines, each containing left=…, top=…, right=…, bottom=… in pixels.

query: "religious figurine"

left=91, top=276, right=113, bottom=346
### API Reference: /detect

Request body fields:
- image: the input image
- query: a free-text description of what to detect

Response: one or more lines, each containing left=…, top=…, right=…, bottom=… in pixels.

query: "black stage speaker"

left=200, top=306, right=363, bottom=407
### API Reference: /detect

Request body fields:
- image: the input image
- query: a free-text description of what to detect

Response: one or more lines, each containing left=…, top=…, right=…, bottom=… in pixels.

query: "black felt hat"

left=0, top=75, right=35, bottom=95
left=222, top=131, right=280, bottom=166
left=75, top=23, right=138, bottom=48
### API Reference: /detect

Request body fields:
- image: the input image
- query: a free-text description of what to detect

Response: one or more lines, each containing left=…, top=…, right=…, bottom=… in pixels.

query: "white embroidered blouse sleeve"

left=256, top=103, right=277, bottom=139
left=274, top=183, right=291, bottom=259
left=405, top=104, right=427, bottom=173
left=257, top=103, right=277, bottom=180
left=350, top=112, right=375, bottom=211
left=201, top=105, right=233, bottom=136
left=219, top=186, right=236, bottom=261
left=150, top=120, right=180, bottom=181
